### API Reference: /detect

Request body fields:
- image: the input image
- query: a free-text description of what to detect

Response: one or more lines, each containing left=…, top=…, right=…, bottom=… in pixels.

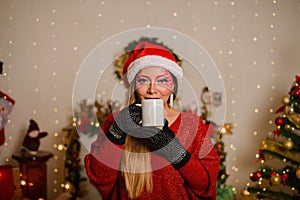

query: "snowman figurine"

left=22, top=119, right=48, bottom=155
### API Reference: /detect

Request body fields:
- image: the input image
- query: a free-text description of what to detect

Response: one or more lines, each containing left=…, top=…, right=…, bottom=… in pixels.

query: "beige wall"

left=0, top=0, right=299, bottom=199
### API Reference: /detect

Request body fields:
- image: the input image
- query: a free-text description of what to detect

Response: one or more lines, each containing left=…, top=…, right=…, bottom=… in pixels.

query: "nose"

left=147, top=83, right=156, bottom=94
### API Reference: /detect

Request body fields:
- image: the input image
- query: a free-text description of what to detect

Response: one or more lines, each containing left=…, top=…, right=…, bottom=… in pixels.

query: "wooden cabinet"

left=12, top=150, right=53, bottom=200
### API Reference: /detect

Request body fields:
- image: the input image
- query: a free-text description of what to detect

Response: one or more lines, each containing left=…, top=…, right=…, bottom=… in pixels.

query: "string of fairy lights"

left=242, top=0, right=280, bottom=196
left=0, top=0, right=296, bottom=199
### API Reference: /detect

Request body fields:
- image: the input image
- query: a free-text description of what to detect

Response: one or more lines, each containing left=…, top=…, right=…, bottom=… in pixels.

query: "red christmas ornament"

left=275, top=117, right=285, bottom=126
left=270, top=170, right=277, bottom=177
left=280, top=173, right=288, bottom=184
left=293, top=87, right=300, bottom=97
left=216, top=144, right=223, bottom=151
left=250, top=171, right=262, bottom=181
left=296, top=75, right=300, bottom=83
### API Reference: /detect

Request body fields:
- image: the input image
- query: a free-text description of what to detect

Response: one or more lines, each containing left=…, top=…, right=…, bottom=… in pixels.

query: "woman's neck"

left=164, top=106, right=180, bottom=126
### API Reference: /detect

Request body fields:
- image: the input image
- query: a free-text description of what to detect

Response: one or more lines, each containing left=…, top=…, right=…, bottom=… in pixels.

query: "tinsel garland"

left=279, top=127, right=300, bottom=152
left=261, top=139, right=300, bottom=164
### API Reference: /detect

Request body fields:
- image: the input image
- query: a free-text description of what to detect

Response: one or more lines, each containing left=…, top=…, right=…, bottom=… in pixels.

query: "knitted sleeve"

left=84, top=113, right=123, bottom=199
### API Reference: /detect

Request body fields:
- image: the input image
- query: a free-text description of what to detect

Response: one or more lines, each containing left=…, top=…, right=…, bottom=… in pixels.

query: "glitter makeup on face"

left=135, top=68, right=174, bottom=90
left=135, top=67, right=174, bottom=102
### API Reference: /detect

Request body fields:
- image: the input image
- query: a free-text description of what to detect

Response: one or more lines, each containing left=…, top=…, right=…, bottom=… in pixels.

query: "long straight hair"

left=121, top=83, right=153, bottom=199
left=121, top=72, right=178, bottom=198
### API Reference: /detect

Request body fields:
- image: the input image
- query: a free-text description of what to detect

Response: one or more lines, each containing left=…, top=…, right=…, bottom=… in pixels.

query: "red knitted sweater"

left=84, top=112, right=220, bottom=200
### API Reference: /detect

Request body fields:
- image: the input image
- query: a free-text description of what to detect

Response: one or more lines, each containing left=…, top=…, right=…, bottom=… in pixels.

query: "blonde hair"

left=121, top=136, right=153, bottom=198
left=121, top=72, right=178, bottom=198
left=121, top=83, right=153, bottom=199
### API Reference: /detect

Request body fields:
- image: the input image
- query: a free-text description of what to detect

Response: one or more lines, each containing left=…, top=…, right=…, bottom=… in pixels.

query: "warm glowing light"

left=220, top=123, right=233, bottom=134
left=65, top=183, right=70, bottom=190
left=57, top=144, right=64, bottom=151
left=21, top=180, right=26, bottom=185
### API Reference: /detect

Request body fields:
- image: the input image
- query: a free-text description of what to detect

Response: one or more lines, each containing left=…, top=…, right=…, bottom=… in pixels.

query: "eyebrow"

left=137, top=73, right=168, bottom=79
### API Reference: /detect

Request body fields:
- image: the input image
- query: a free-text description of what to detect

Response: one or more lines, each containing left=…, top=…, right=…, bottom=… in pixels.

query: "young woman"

left=84, top=41, right=220, bottom=199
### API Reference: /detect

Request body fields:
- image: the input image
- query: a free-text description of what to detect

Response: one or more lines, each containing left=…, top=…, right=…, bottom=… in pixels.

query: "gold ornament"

left=281, top=95, right=290, bottom=105
left=283, top=138, right=294, bottom=150
left=270, top=174, right=281, bottom=185
left=220, top=123, right=233, bottom=135
left=241, top=188, right=251, bottom=197
left=296, top=169, right=300, bottom=179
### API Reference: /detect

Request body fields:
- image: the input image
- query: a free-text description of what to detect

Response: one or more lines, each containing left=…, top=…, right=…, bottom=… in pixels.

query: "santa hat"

left=122, top=41, right=183, bottom=87
left=27, top=119, right=39, bottom=133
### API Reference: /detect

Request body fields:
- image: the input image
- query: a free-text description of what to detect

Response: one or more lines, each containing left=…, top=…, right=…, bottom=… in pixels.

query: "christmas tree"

left=214, top=123, right=237, bottom=200
left=62, top=125, right=87, bottom=200
left=59, top=99, right=121, bottom=199
left=241, top=75, right=300, bottom=200
left=199, top=87, right=237, bottom=200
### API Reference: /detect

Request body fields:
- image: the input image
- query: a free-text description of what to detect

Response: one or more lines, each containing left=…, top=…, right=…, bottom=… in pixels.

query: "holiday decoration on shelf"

left=241, top=75, right=300, bottom=200
left=200, top=87, right=212, bottom=120
left=74, top=99, right=121, bottom=136
left=200, top=86, right=223, bottom=121
left=114, top=37, right=182, bottom=86
left=0, top=90, right=15, bottom=146
left=200, top=87, right=237, bottom=200
left=21, top=119, right=48, bottom=154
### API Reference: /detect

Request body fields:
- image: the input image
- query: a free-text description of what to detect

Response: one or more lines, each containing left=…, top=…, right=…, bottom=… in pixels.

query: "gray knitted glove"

left=140, top=120, right=191, bottom=169
left=106, top=102, right=142, bottom=145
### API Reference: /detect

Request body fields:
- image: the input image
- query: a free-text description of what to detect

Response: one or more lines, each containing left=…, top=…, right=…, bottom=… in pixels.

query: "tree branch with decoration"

left=241, top=75, right=300, bottom=200
left=59, top=99, right=120, bottom=199
left=200, top=87, right=237, bottom=200
left=62, top=125, right=87, bottom=200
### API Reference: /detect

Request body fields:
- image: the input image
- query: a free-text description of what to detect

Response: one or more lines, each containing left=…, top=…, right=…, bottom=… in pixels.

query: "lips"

left=144, top=97, right=160, bottom=99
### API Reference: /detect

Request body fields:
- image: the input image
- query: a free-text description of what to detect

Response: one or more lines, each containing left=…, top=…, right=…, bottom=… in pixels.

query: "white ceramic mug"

left=141, top=99, right=164, bottom=127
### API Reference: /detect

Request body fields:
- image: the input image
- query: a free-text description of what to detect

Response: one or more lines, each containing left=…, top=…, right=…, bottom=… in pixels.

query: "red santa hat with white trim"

left=122, top=41, right=183, bottom=87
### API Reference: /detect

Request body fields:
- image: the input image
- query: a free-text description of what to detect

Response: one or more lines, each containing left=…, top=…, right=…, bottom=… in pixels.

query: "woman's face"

left=135, top=67, right=174, bottom=105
